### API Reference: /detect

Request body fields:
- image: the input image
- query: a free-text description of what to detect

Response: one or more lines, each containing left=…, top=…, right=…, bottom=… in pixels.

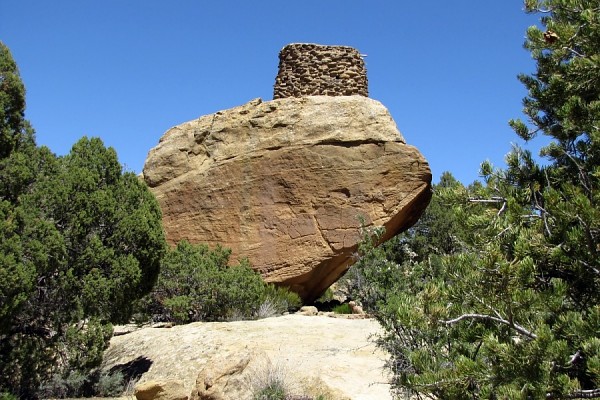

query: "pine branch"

left=469, top=196, right=508, bottom=217
left=547, top=388, right=600, bottom=399
left=562, top=149, right=592, bottom=196
left=9, top=324, right=54, bottom=338
left=473, top=295, right=504, bottom=320
left=543, top=169, right=553, bottom=236
left=440, top=313, right=537, bottom=339
left=468, top=197, right=506, bottom=204
left=562, top=47, right=586, bottom=58
left=579, top=260, right=600, bottom=276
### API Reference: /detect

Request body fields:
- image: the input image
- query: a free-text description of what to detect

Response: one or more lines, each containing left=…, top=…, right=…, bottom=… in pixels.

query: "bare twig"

left=579, top=260, right=600, bottom=276
left=473, top=296, right=504, bottom=320
left=440, top=313, right=537, bottom=339
left=497, top=201, right=507, bottom=216
left=468, top=197, right=506, bottom=204
left=547, top=388, right=600, bottom=399
left=563, top=47, right=586, bottom=58
left=496, top=226, right=511, bottom=238
left=562, top=150, right=591, bottom=196
left=469, top=196, right=508, bottom=217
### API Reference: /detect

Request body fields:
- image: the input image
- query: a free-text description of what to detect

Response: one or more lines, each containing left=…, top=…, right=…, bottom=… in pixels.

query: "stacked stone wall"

left=273, top=43, right=368, bottom=99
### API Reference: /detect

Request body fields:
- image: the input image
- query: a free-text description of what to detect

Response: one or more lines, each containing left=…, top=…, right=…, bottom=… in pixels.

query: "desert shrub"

left=255, top=297, right=279, bottom=319
left=315, top=288, right=334, bottom=303
left=255, top=286, right=302, bottom=319
left=261, top=284, right=302, bottom=313
left=253, top=383, right=286, bottom=400
left=146, top=241, right=302, bottom=323
left=37, top=371, right=87, bottom=399
left=250, top=359, right=293, bottom=400
left=93, top=370, right=125, bottom=397
left=332, top=304, right=352, bottom=314
left=250, top=358, right=332, bottom=400
left=35, top=368, right=125, bottom=399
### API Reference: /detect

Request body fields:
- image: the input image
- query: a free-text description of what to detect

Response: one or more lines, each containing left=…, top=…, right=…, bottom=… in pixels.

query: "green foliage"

left=93, top=371, right=126, bottom=397
left=355, top=176, right=593, bottom=397
left=146, top=241, right=300, bottom=323
left=262, top=283, right=302, bottom=313
left=148, top=240, right=258, bottom=322
left=0, top=44, right=167, bottom=398
left=513, top=0, right=600, bottom=180
left=332, top=303, right=352, bottom=315
left=315, top=287, right=334, bottom=303
left=250, top=359, right=293, bottom=400
left=0, top=41, right=34, bottom=158
left=37, top=370, right=89, bottom=399
left=253, top=383, right=286, bottom=400
left=353, top=2, right=600, bottom=397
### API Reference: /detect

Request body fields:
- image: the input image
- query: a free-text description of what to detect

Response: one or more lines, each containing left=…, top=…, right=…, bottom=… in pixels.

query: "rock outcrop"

left=143, top=95, right=431, bottom=301
left=103, top=314, right=390, bottom=400
left=189, top=350, right=255, bottom=400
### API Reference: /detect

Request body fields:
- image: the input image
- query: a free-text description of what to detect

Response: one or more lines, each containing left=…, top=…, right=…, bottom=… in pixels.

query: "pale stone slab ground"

left=103, top=314, right=392, bottom=400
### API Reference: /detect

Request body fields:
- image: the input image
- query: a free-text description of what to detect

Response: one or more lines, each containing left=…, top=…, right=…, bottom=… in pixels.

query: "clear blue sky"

left=1, top=1, right=543, bottom=184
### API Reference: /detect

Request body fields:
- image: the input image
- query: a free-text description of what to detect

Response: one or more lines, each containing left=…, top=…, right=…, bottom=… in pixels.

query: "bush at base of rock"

left=261, top=284, right=302, bottom=314
left=142, top=241, right=301, bottom=323
left=331, top=304, right=352, bottom=315
left=35, top=369, right=127, bottom=399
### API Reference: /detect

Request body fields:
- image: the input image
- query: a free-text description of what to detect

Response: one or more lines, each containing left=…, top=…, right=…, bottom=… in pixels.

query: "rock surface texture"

left=135, top=380, right=188, bottom=400
left=103, top=314, right=391, bottom=400
left=143, top=95, right=431, bottom=301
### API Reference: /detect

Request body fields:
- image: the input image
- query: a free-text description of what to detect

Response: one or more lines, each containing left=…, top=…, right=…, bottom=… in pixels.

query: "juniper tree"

left=0, top=42, right=166, bottom=398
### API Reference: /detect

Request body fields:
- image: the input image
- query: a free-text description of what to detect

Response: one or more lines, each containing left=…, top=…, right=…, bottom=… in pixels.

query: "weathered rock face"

left=143, top=95, right=431, bottom=301
left=103, top=314, right=390, bottom=399
left=135, top=380, right=188, bottom=400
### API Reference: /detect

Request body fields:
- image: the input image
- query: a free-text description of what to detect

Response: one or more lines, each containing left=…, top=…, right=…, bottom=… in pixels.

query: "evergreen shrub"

left=145, top=241, right=302, bottom=323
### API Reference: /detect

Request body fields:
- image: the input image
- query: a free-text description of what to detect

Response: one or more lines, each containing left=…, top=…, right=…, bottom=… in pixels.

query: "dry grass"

left=247, top=356, right=347, bottom=400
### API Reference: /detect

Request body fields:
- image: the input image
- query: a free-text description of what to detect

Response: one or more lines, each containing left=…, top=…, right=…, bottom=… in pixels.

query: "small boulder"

left=348, top=301, right=365, bottom=315
left=298, top=306, right=319, bottom=316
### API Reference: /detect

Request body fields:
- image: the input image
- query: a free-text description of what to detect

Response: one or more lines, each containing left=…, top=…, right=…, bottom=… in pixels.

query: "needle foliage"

left=351, top=1, right=600, bottom=398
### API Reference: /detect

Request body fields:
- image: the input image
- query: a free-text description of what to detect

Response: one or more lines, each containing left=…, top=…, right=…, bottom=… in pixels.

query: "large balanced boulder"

left=143, top=95, right=431, bottom=301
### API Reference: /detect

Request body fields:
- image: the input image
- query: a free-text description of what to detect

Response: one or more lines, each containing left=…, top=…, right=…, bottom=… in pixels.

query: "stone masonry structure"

left=273, top=43, right=368, bottom=99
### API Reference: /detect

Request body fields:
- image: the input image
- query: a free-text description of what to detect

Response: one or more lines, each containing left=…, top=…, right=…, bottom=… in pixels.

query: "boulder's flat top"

left=104, top=314, right=392, bottom=400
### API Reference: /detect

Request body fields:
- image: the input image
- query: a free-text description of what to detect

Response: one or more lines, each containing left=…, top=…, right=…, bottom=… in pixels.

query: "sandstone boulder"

left=298, top=306, right=319, bottom=316
left=143, top=95, right=431, bottom=301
